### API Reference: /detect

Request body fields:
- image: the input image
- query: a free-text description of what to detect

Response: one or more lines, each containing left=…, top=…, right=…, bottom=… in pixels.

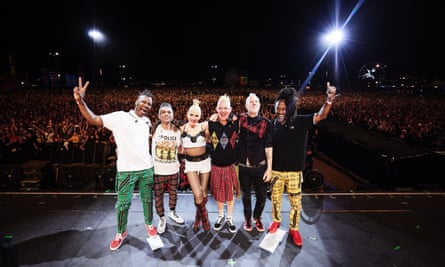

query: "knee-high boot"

left=200, top=200, right=210, bottom=232
left=193, top=202, right=201, bottom=232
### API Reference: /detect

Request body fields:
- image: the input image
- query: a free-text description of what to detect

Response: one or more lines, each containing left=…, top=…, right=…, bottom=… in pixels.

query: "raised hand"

left=73, top=77, right=90, bottom=103
left=326, top=82, right=336, bottom=102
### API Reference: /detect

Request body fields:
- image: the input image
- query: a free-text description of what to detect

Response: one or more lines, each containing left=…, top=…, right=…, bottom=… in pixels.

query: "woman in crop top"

left=180, top=99, right=211, bottom=232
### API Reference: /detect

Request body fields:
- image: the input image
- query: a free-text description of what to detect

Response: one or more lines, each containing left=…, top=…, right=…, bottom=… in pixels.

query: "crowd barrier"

left=317, top=120, right=445, bottom=190
left=0, top=142, right=192, bottom=192
left=4, top=128, right=442, bottom=192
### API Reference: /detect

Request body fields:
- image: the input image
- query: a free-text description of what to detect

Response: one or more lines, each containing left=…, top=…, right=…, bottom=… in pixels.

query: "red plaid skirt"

left=210, top=164, right=240, bottom=202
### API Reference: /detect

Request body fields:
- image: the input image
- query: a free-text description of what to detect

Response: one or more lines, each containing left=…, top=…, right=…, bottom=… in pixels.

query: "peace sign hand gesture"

left=73, top=77, right=90, bottom=104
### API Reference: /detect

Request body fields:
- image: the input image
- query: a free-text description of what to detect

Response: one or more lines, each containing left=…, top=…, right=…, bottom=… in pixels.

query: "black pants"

left=238, top=165, right=268, bottom=220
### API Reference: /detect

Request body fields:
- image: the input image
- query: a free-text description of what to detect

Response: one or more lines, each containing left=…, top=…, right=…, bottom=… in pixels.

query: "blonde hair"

left=188, top=99, right=201, bottom=116
left=217, top=94, right=231, bottom=108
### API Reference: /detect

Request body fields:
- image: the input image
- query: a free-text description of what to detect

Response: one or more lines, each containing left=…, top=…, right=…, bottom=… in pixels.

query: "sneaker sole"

left=158, top=223, right=166, bottom=234
left=169, top=216, right=185, bottom=224
left=110, top=243, right=124, bottom=251
left=214, top=217, right=225, bottom=231
left=214, top=225, right=224, bottom=231
left=110, top=238, right=126, bottom=250
left=110, top=232, right=128, bottom=251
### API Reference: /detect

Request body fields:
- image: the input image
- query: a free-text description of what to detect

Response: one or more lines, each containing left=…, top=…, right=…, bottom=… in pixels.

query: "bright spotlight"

left=299, top=0, right=365, bottom=94
left=322, top=29, right=345, bottom=47
left=88, top=29, right=105, bottom=43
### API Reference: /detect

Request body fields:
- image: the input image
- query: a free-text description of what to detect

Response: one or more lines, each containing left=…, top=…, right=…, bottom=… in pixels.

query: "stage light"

left=88, top=29, right=105, bottom=43
left=299, top=0, right=365, bottom=94
left=322, top=29, right=345, bottom=48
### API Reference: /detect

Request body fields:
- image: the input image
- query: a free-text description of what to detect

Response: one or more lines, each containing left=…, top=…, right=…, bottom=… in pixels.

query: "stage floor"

left=1, top=191, right=444, bottom=267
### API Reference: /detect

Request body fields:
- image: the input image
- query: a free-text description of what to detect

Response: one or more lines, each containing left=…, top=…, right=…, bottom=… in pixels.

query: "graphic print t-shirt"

left=152, top=125, right=181, bottom=175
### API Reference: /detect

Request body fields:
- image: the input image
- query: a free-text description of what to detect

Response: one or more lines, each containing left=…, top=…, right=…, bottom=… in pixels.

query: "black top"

left=181, top=126, right=205, bottom=143
left=272, top=114, right=314, bottom=171
left=238, top=114, right=273, bottom=166
left=208, top=119, right=239, bottom=166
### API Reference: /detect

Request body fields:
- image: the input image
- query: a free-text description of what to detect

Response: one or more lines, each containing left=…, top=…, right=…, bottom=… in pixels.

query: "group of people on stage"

left=73, top=77, right=336, bottom=251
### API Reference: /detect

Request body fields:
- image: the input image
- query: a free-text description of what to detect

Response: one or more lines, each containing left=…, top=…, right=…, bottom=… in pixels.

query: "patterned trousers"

left=115, top=168, right=154, bottom=233
left=154, top=173, right=180, bottom=217
left=270, top=170, right=303, bottom=230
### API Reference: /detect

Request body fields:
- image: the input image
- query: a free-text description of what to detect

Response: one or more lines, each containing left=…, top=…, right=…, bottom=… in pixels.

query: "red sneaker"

left=146, top=224, right=158, bottom=238
left=268, top=221, right=281, bottom=233
left=254, top=218, right=265, bottom=232
left=243, top=220, right=253, bottom=232
left=289, top=229, right=303, bottom=247
left=109, top=229, right=128, bottom=250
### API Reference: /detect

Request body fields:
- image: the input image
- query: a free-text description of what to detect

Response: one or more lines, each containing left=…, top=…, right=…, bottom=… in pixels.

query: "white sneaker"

left=169, top=210, right=185, bottom=224
left=227, top=217, right=237, bottom=233
left=157, top=216, right=166, bottom=234
left=214, top=215, right=225, bottom=231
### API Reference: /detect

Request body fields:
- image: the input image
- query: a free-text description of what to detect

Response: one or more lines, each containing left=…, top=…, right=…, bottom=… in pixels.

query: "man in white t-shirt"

left=73, top=77, right=157, bottom=251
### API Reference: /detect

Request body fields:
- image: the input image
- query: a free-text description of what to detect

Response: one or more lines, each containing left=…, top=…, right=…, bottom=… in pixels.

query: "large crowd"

left=0, top=86, right=444, bottom=165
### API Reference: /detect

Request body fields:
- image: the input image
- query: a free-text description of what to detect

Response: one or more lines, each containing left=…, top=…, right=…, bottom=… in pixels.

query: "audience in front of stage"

left=0, top=86, right=443, bottom=167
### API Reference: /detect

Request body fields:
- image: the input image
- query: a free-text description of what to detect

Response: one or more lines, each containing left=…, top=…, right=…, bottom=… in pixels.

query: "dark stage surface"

left=1, top=191, right=444, bottom=267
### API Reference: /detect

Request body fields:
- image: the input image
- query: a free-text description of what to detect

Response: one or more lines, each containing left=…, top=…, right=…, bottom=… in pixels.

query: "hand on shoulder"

left=209, top=113, right=218, bottom=122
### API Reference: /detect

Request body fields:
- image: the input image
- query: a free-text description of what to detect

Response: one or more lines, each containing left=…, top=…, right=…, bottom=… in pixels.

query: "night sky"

left=2, top=0, right=444, bottom=84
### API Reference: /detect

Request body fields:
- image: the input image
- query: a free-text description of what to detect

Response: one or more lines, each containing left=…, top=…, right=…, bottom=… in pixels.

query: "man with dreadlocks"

left=267, top=82, right=336, bottom=247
